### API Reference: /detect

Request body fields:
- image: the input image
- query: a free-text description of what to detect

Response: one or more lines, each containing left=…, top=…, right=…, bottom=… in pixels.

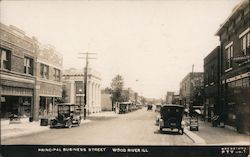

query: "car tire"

left=180, top=128, right=184, bottom=135
left=67, top=120, right=72, bottom=128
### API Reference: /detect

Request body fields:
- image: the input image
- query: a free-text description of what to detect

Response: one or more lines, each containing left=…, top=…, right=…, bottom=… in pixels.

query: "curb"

left=184, top=127, right=206, bottom=144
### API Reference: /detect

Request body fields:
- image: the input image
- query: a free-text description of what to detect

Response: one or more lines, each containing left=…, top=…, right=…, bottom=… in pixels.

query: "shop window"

left=24, top=57, right=33, bottom=75
left=40, top=63, right=49, bottom=79
left=0, top=48, right=11, bottom=70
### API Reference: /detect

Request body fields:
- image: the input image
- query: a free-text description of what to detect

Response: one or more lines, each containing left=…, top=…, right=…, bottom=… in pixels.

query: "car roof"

left=161, top=104, right=184, bottom=108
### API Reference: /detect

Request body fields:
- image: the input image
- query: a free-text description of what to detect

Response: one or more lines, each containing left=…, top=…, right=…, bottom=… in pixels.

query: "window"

left=0, top=48, right=11, bottom=70
left=240, top=32, right=250, bottom=55
left=40, top=63, right=49, bottom=79
left=226, top=45, right=233, bottom=69
left=53, top=68, right=61, bottom=81
left=24, top=57, right=33, bottom=75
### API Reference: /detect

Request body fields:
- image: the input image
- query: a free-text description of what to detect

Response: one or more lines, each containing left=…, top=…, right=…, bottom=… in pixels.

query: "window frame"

left=0, top=48, right=11, bottom=70
left=40, top=63, right=49, bottom=79
left=24, top=56, right=34, bottom=75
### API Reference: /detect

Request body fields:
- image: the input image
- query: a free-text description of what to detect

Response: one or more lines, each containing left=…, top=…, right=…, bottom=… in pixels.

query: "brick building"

left=179, top=72, right=204, bottom=110
left=216, top=0, right=249, bottom=132
left=0, top=23, right=63, bottom=121
left=204, top=46, right=220, bottom=122
left=0, top=24, right=36, bottom=119
left=35, top=43, right=63, bottom=119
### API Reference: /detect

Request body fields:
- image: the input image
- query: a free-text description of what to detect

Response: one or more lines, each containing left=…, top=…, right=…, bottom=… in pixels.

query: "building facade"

left=179, top=72, right=204, bottom=109
left=166, top=91, right=174, bottom=104
left=0, top=24, right=36, bottom=120
left=62, top=68, right=101, bottom=114
left=35, top=43, right=63, bottom=119
left=216, top=0, right=249, bottom=132
left=0, top=23, right=63, bottom=121
left=204, top=46, right=220, bottom=122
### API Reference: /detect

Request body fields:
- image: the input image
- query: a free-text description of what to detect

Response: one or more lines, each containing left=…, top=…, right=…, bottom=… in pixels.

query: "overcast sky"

left=1, top=0, right=240, bottom=98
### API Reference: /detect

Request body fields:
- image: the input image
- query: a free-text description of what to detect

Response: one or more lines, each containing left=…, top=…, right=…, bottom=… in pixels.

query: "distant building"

left=166, top=91, right=174, bottom=104
left=172, top=94, right=180, bottom=105
left=101, top=90, right=112, bottom=111
left=204, top=46, right=220, bottom=122
left=179, top=72, right=204, bottom=109
left=216, top=0, right=249, bottom=132
left=0, top=24, right=36, bottom=120
left=62, top=68, right=101, bottom=113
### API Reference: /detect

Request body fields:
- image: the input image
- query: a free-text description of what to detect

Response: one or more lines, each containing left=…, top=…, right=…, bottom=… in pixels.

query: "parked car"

left=159, top=104, right=184, bottom=134
left=50, top=103, right=82, bottom=128
left=147, top=104, right=153, bottom=110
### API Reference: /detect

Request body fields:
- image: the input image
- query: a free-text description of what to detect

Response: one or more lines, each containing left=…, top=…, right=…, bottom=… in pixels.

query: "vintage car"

left=159, top=104, right=184, bottom=134
left=147, top=104, right=153, bottom=110
left=50, top=103, right=82, bottom=128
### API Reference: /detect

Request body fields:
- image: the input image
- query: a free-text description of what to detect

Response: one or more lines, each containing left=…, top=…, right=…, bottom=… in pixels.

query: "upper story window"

left=40, top=63, right=49, bottom=79
left=225, top=43, right=233, bottom=70
left=0, top=48, right=11, bottom=70
left=53, top=68, right=61, bottom=82
left=240, top=31, right=250, bottom=55
left=24, top=57, right=33, bottom=75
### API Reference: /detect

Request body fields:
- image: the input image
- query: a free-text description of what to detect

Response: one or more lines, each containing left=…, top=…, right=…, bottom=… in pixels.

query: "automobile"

left=147, top=104, right=153, bottom=110
left=50, top=103, right=82, bottom=128
left=159, top=104, right=184, bottom=134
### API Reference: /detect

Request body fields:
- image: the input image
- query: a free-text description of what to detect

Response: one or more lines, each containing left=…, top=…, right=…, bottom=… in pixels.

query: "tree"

left=111, top=74, right=124, bottom=103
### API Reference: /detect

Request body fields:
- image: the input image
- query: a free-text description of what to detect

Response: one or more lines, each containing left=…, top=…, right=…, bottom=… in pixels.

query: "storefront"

left=224, top=72, right=250, bottom=132
left=39, top=96, right=58, bottom=118
left=1, top=86, right=33, bottom=119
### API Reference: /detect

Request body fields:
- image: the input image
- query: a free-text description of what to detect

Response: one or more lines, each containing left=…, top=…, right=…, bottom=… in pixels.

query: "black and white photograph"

left=0, top=0, right=249, bottom=156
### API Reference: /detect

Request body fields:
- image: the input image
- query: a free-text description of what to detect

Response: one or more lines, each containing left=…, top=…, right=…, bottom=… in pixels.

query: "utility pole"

left=78, top=51, right=96, bottom=120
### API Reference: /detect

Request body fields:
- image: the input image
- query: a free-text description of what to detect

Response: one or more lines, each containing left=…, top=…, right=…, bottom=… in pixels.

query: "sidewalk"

left=1, top=120, right=50, bottom=141
left=1, top=118, right=91, bottom=141
left=184, top=118, right=250, bottom=145
left=1, top=112, right=116, bottom=141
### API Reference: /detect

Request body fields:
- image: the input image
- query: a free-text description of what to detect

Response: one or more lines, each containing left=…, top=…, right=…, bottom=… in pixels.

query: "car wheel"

left=67, top=120, right=72, bottom=128
left=180, top=128, right=184, bottom=135
left=159, top=125, right=163, bottom=132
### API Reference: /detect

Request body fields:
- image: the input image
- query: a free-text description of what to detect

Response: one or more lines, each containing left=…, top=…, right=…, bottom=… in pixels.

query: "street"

left=2, top=108, right=193, bottom=145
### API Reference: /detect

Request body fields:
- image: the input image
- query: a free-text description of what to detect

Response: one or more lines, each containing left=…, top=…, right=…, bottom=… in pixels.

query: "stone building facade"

left=62, top=68, right=101, bottom=114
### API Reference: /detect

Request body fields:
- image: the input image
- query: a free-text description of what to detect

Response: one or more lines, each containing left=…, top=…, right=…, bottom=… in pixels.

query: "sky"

left=0, top=0, right=240, bottom=99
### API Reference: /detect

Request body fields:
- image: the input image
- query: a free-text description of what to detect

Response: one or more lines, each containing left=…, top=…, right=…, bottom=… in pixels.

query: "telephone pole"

left=78, top=51, right=97, bottom=120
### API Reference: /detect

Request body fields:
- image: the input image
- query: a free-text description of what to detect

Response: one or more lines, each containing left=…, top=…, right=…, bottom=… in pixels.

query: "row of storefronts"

left=204, top=0, right=249, bottom=133
left=0, top=23, right=63, bottom=121
left=0, top=23, right=103, bottom=121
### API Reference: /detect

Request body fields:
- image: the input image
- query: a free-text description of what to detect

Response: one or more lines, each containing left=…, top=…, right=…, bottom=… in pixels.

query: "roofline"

left=215, top=0, right=249, bottom=36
